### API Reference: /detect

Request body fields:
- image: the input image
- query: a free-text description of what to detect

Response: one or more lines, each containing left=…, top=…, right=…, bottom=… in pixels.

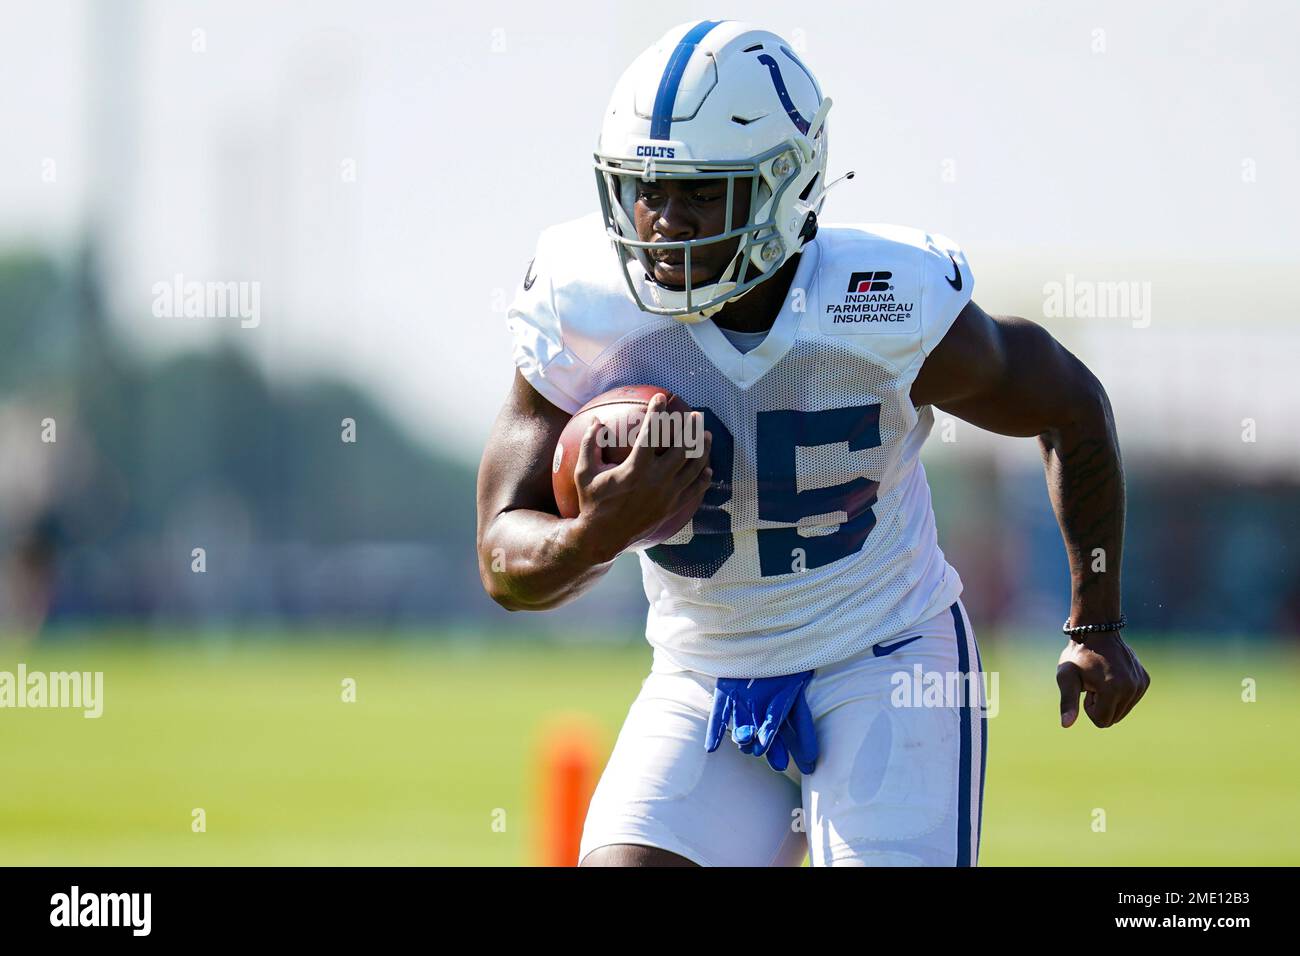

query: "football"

left=551, top=385, right=701, bottom=549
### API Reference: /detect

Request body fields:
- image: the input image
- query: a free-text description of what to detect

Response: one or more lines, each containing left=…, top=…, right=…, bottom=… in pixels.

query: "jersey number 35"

left=647, top=405, right=883, bottom=579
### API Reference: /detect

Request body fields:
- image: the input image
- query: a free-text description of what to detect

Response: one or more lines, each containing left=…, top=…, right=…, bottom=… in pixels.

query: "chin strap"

left=689, top=248, right=747, bottom=319
left=636, top=251, right=746, bottom=323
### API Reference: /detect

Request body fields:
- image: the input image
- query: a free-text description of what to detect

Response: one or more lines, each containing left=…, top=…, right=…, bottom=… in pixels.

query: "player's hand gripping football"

left=1056, top=632, right=1150, bottom=728
left=572, top=393, right=713, bottom=561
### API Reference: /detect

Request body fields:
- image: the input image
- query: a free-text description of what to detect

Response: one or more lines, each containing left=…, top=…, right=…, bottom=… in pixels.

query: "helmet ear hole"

left=799, top=172, right=820, bottom=202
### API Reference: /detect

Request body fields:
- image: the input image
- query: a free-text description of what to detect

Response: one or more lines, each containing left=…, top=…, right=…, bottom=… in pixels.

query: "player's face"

left=633, top=177, right=753, bottom=289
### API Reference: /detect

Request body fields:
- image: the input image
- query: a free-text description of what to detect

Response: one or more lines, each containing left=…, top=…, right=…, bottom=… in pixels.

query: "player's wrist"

left=563, top=510, right=623, bottom=566
left=1062, top=612, right=1127, bottom=642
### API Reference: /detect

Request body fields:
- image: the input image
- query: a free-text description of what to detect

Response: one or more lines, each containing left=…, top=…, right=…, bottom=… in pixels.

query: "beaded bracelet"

left=1062, top=613, right=1127, bottom=639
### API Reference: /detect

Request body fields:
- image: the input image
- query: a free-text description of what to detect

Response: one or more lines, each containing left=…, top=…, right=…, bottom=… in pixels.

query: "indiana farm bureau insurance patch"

left=819, top=264, right=921, bottom=335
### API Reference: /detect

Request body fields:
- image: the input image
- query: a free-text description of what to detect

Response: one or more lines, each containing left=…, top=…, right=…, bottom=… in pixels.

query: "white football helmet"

left=595, top=20, right=838, bottom=322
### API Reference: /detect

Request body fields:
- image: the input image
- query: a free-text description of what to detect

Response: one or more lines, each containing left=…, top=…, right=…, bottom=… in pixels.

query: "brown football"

left=551, top=385, right=701, bottom=549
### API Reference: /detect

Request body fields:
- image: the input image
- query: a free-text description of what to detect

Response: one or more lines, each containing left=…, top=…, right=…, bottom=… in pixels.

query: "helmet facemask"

left=594, top=141, right=813, bottom=321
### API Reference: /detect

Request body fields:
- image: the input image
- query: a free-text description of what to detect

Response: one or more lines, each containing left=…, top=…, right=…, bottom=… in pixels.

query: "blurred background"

left=1, top=0, right=1297, bottom=865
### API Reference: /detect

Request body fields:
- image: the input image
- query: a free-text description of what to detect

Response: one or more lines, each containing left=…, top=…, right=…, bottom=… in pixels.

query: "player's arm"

left=476, top=371, right=712, bottom=612
left=476, top=371, right=615, bottom=611
left=911, top=300, right=1150, bottom=728
left=910, top=301, right=1122, bottom=633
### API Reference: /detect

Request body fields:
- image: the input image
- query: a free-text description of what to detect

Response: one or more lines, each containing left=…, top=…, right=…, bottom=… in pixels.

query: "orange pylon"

left=536, top=716, right=602, bottom=866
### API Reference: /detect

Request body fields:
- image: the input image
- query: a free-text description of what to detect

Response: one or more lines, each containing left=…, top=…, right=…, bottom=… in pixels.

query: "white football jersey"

left=507, top=213, right=973, bottom=678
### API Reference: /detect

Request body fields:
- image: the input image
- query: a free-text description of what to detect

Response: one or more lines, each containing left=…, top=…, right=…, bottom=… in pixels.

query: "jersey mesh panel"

left=584, top=321, right=953, bottom=674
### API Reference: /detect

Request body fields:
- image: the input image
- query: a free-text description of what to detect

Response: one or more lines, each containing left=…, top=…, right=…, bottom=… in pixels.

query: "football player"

left=476, top=20, right=1149, bottom=866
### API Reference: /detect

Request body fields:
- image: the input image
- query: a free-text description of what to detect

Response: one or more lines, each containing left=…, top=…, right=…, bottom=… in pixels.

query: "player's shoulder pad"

left=506, top=212, right=658, bottom=413
left=530, top=212, right=622, bottom=299
left=814, top=222, right=974, bottom=357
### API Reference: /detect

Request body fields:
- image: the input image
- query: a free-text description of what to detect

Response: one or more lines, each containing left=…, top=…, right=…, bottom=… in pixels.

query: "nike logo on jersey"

left=872, top=635, right=923, bottom=657
left=522, top=258, right=537, bottom=291
left=945, top=253, right=962, bottom=291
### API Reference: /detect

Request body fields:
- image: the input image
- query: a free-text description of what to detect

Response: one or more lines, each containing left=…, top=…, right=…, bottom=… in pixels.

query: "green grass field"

left=1, top=632, right=1297, bottom=865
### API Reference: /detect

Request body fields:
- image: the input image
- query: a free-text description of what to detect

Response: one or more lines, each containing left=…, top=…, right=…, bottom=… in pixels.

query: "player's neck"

left=710, top=252, right=802, bottom=334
